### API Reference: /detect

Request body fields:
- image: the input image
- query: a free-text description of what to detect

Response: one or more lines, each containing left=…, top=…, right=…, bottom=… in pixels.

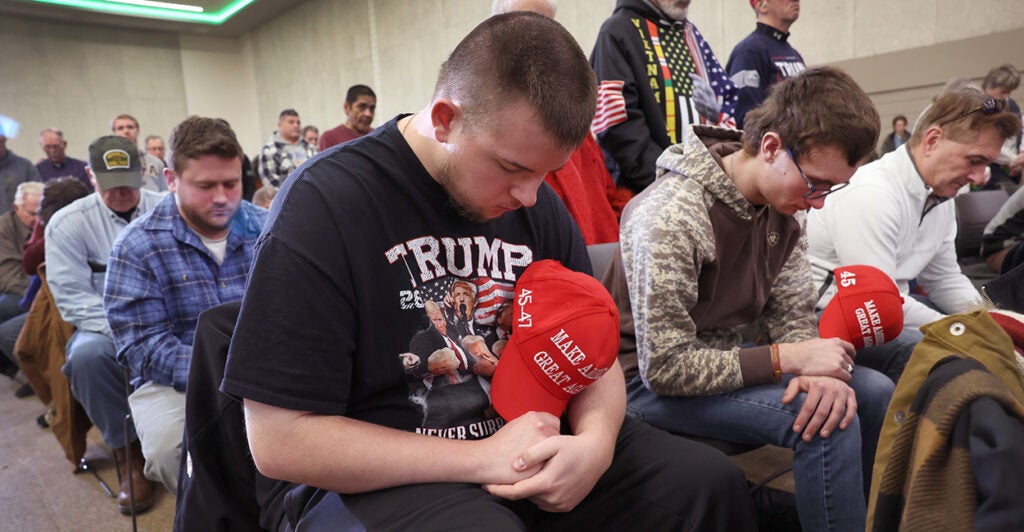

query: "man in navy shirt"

left=35, top=128, right=92, bottom=190
left=727, top=0, right=806, bottom=128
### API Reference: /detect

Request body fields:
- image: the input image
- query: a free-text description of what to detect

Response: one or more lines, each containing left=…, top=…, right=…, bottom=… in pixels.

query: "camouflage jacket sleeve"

left=622, top=177, right=748, bottom=397
left=760, top=212, right=818, bottom=344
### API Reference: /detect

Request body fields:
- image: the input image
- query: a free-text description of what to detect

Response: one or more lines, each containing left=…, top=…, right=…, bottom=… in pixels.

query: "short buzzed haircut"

left=40, top=127, right=64, bottom=140
left=145, top=134, right=163, bottom=144
left=982, top=64, right=1021, bottom=92
left=911, top=87, right=1021, bottom=147
left=345, top=85, right=376, bottom=105
left=252, top=185, right=278, bottom=208
left=433, top=12, right=596, bottom=151
left=111, top=113, right=139, bottom=131
left=741, top=66, right=880, bottom=166
left=278, top=109, right=299, bottom=120
left=167, top=116, right=243, bottom=174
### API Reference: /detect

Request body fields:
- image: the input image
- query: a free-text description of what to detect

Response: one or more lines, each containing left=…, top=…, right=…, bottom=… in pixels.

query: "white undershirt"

left=198, top=233, right=227, bottom=265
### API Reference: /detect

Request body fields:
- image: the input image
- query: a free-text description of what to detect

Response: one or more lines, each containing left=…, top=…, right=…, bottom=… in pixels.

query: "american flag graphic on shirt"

left=418, top=277, right=513, bottom=326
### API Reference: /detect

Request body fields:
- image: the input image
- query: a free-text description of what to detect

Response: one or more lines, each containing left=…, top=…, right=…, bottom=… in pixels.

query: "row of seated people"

left=3, top=11, right=1024, bottom=532
left=204, top=54, right=1020, bottom=531
left=2, top=124, right=267, bottom=516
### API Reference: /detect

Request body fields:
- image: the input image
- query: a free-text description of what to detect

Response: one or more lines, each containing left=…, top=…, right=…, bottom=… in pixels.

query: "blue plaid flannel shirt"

left=104, top=193, right=267, bottom=390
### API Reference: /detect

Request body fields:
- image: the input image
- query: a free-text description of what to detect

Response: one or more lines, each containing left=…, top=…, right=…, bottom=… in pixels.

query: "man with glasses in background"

left=608, top=67, right=894, bottom=532
left=36, top=128, right=92, bottom=190
left=808, top=88, right=1021, bottom=382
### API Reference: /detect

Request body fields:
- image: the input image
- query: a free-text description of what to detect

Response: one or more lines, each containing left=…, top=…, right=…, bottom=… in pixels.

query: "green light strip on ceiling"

left=33, top=0, right=256, bottom=25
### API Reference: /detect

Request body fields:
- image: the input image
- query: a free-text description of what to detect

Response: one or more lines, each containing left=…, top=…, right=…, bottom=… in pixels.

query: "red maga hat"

left=819, top=265, right=904, bottom=349
left=490, top=260, right=620, bottom=421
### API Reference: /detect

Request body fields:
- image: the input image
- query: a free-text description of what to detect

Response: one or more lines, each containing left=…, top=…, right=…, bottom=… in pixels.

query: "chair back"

left=173, top=301, right=265, bottom=531
left=587, top=242, right=619, bottom=280
left=955, top=189, right=1009, bottom=260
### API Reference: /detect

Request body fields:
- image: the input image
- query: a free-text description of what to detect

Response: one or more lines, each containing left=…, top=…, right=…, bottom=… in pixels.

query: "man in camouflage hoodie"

left=608, top=67, right=890, bottom=532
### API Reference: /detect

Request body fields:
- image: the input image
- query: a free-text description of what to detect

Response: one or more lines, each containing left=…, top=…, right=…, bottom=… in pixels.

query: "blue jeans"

left=0, top=293, right=24, bottom=325
left=61, top=330, right=137, bottom=447
left=854, top=327, right=923, bottom=385
left=0, top=311, right=27, bottom=366
left=627, top=368, right=893, bottom=532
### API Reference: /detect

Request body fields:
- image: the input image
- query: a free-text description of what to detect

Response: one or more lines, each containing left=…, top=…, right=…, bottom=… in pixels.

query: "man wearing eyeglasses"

left=807, top=88, right=1022, bottom=382
left=609, top=67, right=892, bottom=532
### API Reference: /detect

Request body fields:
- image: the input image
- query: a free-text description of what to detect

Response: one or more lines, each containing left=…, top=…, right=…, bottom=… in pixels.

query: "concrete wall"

left=0, top=16, right=187, bottom=161
left=178, top=34, right=262, bottom=156
left=2, top=0, right=1023, bottom=160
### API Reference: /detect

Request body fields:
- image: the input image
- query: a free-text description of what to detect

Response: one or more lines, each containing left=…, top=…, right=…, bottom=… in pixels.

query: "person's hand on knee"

left=782, top=376, right=858, bottom=442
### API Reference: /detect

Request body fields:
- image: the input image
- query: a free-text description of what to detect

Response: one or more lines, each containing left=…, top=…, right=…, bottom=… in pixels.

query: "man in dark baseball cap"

left=45, top=134, right=164, bottom=515
left=88, top=135, right=143, bottom=191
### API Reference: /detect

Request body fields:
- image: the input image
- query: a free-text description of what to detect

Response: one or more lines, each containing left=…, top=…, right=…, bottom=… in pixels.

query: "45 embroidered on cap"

left=818, top=265, right=904, bottom=349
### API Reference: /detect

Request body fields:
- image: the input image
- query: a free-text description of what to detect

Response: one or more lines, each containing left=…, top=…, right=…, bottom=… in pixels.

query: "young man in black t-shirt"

left=222, top=12, right=756, bottom=531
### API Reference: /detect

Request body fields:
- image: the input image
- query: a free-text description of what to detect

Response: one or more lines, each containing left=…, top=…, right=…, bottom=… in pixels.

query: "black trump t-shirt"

left=222, top=116, right=589, bottom=442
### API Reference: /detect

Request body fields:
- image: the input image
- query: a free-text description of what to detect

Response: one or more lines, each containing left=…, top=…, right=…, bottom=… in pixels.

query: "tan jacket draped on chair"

left=14, top=263, right=90, bottom=466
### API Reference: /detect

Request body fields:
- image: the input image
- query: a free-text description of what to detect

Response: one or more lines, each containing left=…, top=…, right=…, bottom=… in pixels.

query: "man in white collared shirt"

left=808, top=87, right=1021, bottom=382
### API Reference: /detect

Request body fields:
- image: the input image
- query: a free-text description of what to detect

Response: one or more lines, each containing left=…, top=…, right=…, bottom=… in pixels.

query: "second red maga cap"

left=818, top=265, right=904, bottom=349
left=490, top=260, right=620, bottom=421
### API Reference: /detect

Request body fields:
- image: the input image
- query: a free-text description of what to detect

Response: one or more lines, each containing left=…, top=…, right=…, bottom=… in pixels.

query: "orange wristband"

left=770, top=343, right=782, bottom=382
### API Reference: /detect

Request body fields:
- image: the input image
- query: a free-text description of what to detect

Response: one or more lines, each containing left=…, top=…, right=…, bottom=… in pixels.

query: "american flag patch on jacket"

left=592, top=80, right=627, bottom=135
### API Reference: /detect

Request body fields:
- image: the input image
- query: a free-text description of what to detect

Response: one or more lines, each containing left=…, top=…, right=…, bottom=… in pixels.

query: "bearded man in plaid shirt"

left=103, top=116, right=267, bottom=495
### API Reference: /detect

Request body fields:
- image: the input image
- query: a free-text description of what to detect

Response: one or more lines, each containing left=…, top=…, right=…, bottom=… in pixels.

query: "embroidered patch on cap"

left=103, top=149, right=131, bottom=171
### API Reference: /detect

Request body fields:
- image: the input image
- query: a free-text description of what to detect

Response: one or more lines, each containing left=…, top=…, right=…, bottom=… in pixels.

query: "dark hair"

left=433, top=11, right=596, bottom=150
left=982, top=64, right=1021, bottom=92
left=345, top=85, right=376, bottom=105
left=302, top=125, right=319, bottom=135
left=741, top=66, right=880, bottom=166
left=278, top=109, right=299, bottom=120
left=892, top=115, right=908, bottom=127
left=39, top=177, right=90, bottom=224
left=911, top=87, right=1022, bottom=146
left=167, top=116, right=244, bottom=174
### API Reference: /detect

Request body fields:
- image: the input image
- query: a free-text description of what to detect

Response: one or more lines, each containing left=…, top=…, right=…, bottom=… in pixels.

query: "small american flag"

left=420, top=279, right=454, bottom=310
left=592, top=80, right=628, bottom=136
left=472, top=277, right=515, bottom=327
left=685, top=22, right=738, bottom=127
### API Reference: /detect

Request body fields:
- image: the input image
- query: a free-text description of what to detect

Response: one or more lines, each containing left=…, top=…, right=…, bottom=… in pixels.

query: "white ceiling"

left=0, top=0, right=301, bottom=36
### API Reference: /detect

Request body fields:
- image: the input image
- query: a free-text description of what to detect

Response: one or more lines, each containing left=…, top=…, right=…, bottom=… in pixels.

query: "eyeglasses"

left=938, top=97, right=1007, bottom=127
left=786, top=147, right=848, bottom=200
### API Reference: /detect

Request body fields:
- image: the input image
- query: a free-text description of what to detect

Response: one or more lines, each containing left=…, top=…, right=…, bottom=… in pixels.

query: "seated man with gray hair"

left=808, top=87, right=1022, bottom=381
left=0, top=181, right=43, bottom=386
